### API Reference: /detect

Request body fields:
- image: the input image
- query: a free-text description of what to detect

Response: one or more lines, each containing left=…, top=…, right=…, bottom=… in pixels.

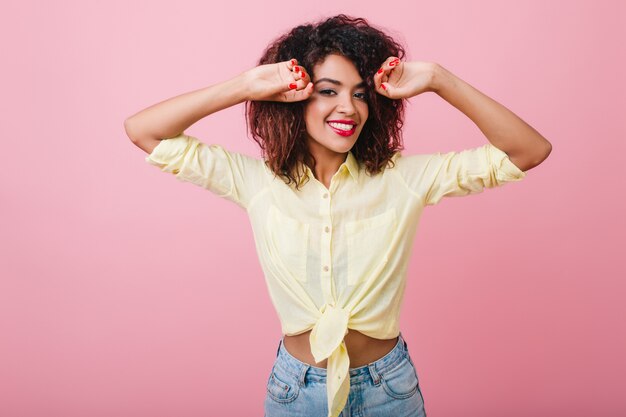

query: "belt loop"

left=368, top=363, right=381, bottom=386
left=399, top=332, right=407, bottom=351
left=298, top=364, right=310, bottom=387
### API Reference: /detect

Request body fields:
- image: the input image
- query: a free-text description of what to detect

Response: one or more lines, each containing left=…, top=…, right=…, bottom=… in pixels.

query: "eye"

left=319, top=89, right=368, bottom=100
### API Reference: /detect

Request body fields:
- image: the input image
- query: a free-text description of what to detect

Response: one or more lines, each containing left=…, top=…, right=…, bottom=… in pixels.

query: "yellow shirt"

left=145, top=133, right=526, bottom=417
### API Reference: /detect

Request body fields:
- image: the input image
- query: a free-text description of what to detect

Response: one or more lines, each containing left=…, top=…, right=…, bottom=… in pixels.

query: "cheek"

left=304, top=103, right=327, bottom=124
left=360, top=105, right=369, bottom=123
left=356, top=100, right=369, bottom=113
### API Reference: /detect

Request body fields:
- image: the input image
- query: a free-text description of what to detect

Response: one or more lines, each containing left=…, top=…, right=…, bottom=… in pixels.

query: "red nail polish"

left=294, top=66, right=299, bottom=72
left=381, top=84, right=387, bottom=90
left=377, top=68, right=384, bottom=74
left=289, top=83, right=297, bottom=89
left=291, top=59, right=296, bottom=65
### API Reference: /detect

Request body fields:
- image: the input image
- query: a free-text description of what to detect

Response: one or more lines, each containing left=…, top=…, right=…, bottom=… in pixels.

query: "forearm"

left=124, top=72, right=250, bottom=142
left=430, top=64, right=552, bottom=171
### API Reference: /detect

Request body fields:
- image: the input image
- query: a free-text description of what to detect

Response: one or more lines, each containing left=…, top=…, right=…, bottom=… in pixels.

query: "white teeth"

left=328, top=122, right=355, bottom=131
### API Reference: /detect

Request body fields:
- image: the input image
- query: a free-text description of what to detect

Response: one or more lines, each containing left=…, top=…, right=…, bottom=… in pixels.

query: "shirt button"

left=324, top=226, right=330, bottom=233
left=323, top=265, right=329, bottom=272
left=323, top=193, right=329, bottom=199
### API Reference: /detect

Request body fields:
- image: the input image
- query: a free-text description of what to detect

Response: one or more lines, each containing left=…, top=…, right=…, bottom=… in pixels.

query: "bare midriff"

left=282, top=329, right=399, bottom=368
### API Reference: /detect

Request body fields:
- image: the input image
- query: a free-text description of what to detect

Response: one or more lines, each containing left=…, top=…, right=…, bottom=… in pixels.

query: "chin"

left=330, top=142, right=356, bottom=154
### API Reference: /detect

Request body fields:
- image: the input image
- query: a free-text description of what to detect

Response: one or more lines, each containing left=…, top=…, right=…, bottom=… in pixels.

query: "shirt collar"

left=298, top=151, right=359, bottom=186
left=343, top=151, right=360, bottom=182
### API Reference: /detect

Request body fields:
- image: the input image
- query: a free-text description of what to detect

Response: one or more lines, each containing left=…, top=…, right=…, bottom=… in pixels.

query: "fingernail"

left=377, top=68, right=384, bottom=74
left=289, top=83, right=297, bottom=89
left=294, top=66, right=300, bottom=72
left=291, top=59, right=297, bottom=65
left=381, top=84, right=387, bottom=90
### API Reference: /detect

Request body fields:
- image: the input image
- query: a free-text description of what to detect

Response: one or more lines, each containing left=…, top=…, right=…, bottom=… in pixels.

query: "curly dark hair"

left=245, top=14, right=407, bottom=190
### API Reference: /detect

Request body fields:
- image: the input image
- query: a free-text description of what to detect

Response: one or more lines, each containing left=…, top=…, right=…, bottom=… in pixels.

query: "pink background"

left=1, top=0, right=624, bottom=416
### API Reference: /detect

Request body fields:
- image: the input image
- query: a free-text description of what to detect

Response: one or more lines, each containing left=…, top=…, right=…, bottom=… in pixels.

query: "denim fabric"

left=264, top=332, right=427, bottom=417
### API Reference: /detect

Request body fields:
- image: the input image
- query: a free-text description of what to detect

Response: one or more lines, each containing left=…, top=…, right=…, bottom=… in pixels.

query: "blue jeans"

left=264, top=332, right=427, bottom=417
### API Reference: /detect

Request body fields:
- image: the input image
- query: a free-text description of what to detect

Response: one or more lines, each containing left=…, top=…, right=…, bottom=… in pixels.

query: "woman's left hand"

left=373, top=57, right=438, bottom=99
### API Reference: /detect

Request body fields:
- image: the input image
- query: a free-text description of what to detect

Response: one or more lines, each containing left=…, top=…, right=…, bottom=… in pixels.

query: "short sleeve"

left=144, top=133, right=266, bottom=210
left=394, top=143, right=526, bottom=206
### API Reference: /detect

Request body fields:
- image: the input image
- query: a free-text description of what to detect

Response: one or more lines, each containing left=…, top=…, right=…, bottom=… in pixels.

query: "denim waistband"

left=273, top=332, right=408, bottom=385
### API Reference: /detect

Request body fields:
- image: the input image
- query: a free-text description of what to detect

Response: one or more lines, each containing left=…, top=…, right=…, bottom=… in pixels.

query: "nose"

left=336, top=92, right=357, bottom=115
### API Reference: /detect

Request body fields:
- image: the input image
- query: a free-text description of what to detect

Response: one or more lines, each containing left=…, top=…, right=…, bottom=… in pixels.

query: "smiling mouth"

left=327, top=122, right=357, bottom=137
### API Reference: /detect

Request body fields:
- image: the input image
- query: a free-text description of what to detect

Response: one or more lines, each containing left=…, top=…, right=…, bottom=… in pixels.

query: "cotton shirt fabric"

left=145, top=133, right=526, bottom=417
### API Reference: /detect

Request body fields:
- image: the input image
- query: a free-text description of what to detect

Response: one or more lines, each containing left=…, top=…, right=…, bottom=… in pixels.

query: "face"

left=303, top=54, right=369, bottom=158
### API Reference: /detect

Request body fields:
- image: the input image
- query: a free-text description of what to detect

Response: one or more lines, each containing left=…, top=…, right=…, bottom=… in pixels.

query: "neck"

left=306, top=145, right=348, bottom=188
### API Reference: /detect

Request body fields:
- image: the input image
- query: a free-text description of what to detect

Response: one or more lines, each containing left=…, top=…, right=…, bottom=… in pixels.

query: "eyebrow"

left=315, top=78, right=367, bottom=88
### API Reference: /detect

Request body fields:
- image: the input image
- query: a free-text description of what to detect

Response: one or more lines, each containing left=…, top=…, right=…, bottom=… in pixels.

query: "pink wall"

left=1, top=0, right=624, bottom=416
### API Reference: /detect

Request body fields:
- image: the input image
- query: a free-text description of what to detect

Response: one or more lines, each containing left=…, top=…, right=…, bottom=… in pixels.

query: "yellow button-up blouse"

left=145, top=133, right=526, bottom=417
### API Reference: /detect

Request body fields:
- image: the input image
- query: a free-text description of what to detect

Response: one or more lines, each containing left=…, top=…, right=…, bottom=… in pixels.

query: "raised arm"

left=373, top=57, right=552, bottom=172
left=429, top=64, right=552, bottom=172
left=124, top=58, right=314, bottom=154
left=124, top=74, right=250, bottom=154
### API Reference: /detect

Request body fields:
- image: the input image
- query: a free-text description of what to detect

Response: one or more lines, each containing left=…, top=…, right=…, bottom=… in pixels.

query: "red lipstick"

left=327, top=121, right=357, bottom=137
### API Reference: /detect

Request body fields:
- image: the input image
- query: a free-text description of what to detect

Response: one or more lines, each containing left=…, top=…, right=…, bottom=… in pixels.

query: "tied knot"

left=309, top=303, right=350, bottom=363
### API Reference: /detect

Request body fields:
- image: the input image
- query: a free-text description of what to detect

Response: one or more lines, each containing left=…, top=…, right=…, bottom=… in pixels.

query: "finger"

left=387, top=57, right=401, bottom=67
left=384, top=56, right=400, bottom=67
left=379, top=81, right=388, bottom=95
left=293, top=82, right=314, bottom=101
left=287, top=58, right=298, bottom=71
left=287, top=78, right=308, bottom=91
left=283, top=81, right=313, bottom=102
left=377, top=56, right=400, bottom=74
left=374, top=67, right=391, bottom=90
left=377, top=81, right=394, bottom=98
left=377, top=78, right=402, bottom=98
left=374, top=58, right=400, bottom=82
left=373, top=57, right=401, bottom=93
left=381, top=58, right=401, bottom=77
left=293, top=65, right=308, bottom=82
left=379, top=82, right=408, bottom=99
left=287, top=68, right=302, bottom=91
left=374, top=66, right=387, bottom=87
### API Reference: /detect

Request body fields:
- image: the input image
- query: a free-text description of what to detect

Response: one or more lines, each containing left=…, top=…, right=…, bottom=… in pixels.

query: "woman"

left=125, top=14, right=551, bottom=417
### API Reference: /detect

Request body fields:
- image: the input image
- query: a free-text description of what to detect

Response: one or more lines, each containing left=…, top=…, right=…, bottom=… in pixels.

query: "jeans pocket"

left=266, top=364, right=300, bottom=403
left=381, top=356, right=419, bottom=400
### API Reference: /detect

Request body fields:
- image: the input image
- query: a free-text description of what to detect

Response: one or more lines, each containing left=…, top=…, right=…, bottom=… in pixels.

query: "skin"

left=283, top=55, right=552, bottom=369
left=372, top=56, right=552, bottom=170
left=283, top=56, right=400, bottom=367
left=303, top=54, right=369, bottom=189
left=127, top=52, right=552, bottom=369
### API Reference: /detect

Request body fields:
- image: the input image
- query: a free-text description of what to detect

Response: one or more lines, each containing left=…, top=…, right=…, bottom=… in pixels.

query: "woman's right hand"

left=244, top=58, right=314, bottom=102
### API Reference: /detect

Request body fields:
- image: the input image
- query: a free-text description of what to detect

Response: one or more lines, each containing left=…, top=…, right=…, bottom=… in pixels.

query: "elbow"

left=124, top=118, right=136, bottom=142
left=536, top=140, right=552, bottom=165
left=526, top=141, right=553, bottom=171
left=507, top=141, right=552, bottom=172
left=124, top=118, right=147, bottom=143
left=544, top=141, right=553, bottom=159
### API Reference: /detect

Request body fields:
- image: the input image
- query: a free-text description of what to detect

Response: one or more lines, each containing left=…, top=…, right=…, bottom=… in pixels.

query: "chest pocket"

left=345, top=208, right=397, bottom=285
left=265, top=205, right=310, bottom=282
